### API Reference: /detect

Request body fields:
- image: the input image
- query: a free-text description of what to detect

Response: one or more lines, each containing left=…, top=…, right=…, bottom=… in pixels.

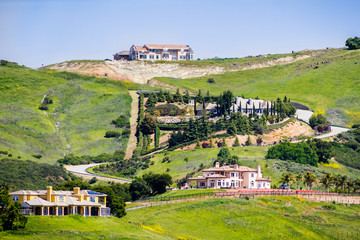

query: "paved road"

left=295, top=110, right=350, bottom=138
left=65, top=163, right=132, bottom=183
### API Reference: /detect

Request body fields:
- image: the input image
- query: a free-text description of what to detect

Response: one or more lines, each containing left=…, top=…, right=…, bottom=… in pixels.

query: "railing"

left=134, top=190, right=360, bottom=204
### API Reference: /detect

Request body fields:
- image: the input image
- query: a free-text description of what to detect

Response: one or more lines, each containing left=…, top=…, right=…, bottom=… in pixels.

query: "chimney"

left=215, top=162, right=220, bottom=168
left=46, top=186, right=52, bottom=202
left=257, top=166, right=262, bottom=178
left=73, top=187, right=80, bottom=195
left=234, top=164, right=239, bottom=170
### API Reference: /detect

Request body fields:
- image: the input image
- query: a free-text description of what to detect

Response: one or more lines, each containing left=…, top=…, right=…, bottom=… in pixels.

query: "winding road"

left=295, top=110, right=350, bottom=139
left=65, top=163, right=132, bottom=183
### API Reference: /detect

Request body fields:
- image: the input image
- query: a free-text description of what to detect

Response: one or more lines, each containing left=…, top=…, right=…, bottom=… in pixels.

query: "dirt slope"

left=44, top=55, right=310, bottom=84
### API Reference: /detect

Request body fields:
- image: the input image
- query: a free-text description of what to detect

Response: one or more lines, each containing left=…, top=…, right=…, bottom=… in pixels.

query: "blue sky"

left=0, top=0, right=359, bottom=68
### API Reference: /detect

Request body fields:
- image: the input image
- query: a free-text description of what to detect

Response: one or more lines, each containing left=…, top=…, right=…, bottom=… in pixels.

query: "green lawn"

left=1, top=197, right=360, bottom=239
left=0, top=63, right=146, bottom=163
left=155, top=48, right=360, bottom=126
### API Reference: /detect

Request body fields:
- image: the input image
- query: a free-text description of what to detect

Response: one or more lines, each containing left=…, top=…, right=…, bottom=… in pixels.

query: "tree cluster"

left=309, top=113, right=330, bottom=132
left=129, top=173, right=172, bottom=200
left=266, top=139, right=333, bottom=166
left=0, top=186, right=27, bottom=231
left=345, top=36, right=360, bottom=50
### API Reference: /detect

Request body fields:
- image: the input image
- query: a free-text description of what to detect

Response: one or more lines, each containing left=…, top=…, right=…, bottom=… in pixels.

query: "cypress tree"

left=195, top=138, right=201, bottom=149
left=194, top=99, right=197, bottom=116
left=155, top=126, right=160, bottom=147
left=210, top=138, right=215, bottom=148
left=222, top=137, right=227, bottom=147
left=233, top=136, right=240, bottom=147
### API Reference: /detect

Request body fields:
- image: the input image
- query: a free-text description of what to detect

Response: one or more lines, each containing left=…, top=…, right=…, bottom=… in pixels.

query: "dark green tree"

left=129, top=177, right=152, bottom=200
left=345, top=36, right=360, bottom=50
left=0, top=186, right=27, bottom=230
left=143, top=173, right=173, bottom=195
left=140, top=115, right=157, bottom=135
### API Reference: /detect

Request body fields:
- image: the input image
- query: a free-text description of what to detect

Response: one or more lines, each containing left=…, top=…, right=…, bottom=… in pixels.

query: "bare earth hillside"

left=44, top=54, right=310, bottom=84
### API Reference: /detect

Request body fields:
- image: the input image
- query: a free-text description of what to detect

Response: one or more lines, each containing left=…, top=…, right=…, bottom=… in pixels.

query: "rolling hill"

left=0, top=61, right=143, bottom=163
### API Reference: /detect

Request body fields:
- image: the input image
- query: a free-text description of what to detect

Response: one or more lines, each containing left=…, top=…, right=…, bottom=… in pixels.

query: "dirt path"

left=125, top=91, right=139, bottom=159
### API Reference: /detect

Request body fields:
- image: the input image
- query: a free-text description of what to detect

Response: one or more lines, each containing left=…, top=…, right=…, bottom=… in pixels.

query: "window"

left=231, top=173, right=235, bottom=177
left=190, top=55, right=193, bottom=59
left=251, top=173, right=254, bottom=178
left=43, top=207, right=48, bottom=216
left=218, top=181, right=221, bottom=186
left=180, top=55, right=186, bottom=60
left=140, top=54, right=147, bottom=59
left=263, top=183, right=265, bottom=187
left=163, top=54, right=169, bottom=58
left=211, top=172, right=214, bottom=175
left=90, top=196, right=96, bottom=202
left=251, top=181, right=254, bottom=188
left=156, top=55, right=159, bottom=59
left=172, top=56, right=177, bottom=60
left=58, top=207, right=62, bottom=215
left=149, top=55, right=154, bottom=59
left=12, top=195, right=19, bottom=201
left=59, top=195, right=65, bottom=202
left=200, top=182, right=205, bottom=187
left=156, top=49, right=159, bottom=53
left=172, top=50, right=177, bottom=53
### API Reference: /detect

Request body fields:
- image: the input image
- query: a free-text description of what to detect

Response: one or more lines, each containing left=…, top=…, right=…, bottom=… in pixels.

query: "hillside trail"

left=125, top=91, right=139, bottom=159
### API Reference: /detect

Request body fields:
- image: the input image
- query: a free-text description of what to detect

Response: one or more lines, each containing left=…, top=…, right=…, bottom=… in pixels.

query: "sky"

left=0, top=0, right=359, bottom=68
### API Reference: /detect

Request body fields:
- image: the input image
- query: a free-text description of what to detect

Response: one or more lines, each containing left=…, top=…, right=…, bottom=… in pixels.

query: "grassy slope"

left=1, top=197, right=360, bottom=240
left=0, top=64, right=139, bottom=163
left=136, top=146, right=360, bottom=189
left=155, top=48, right=360, bottom=126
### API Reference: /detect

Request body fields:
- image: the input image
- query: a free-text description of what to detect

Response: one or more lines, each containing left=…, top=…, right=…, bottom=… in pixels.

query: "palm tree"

left=353, top=179, right=360, bottom=193
left=336, top=175, right=348, bottom=193
left=280, top=172, right=293, bottom=186
left=303, top=171, right=317, bottom=190
left=346, top=179, right=354, bottom=193
left=320, top=173, right=334, bottom=192
left=295, top=174, right=303, bottom=190
left=334, top=174, right=343, bottom=193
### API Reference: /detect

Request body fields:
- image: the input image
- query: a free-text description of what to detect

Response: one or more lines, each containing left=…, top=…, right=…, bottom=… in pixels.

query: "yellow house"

left=10, top=186, right=110, bottom=217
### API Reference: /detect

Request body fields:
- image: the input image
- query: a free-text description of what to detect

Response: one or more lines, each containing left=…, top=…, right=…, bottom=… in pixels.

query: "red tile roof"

left=144, top=44, right=189, bottom=50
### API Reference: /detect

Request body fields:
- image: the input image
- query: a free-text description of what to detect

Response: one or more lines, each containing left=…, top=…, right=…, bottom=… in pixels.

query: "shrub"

left=105, top=131, right=121, bottom=138
left=89, top=177, right=98, bottom=184
left=38, top=103, right=48, bottom=110
left=32, top=154, right=42, bottom=159
left=202, top=142, right=210, bottom=148
left=112, top=115, right=127, bottom=127
left=184, top=157, right=189, bottom=162
left=122, top=129, right=131, bottom=137
left=207, top=78, right=215, bottom=83
left=323, top=203, right=336, bottom=210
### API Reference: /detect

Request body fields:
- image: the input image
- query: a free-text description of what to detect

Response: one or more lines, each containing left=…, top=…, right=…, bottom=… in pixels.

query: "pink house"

left=188, top=162, right=271, bottom=189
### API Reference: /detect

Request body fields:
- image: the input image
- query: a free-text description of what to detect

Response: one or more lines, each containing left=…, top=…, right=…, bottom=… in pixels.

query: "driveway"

left=65, top=163, right=132, bottom=183
left=295, top=110, right=350, bottom=139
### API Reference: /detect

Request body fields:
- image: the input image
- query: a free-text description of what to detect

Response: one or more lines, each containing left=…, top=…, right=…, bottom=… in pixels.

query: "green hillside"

left=155, top=48, right=360, bottom=126
left=0, top=61, right=139, bottom=163
left=133, top=146, right=360, bottom=189
left=1, top=197, right=360, bottom=239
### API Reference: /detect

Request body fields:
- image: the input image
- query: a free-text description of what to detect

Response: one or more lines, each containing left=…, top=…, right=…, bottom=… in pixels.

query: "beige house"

left=10, top=186, right=110, bottom=217
left=129, top=44, right=194, bottom=61
left=188, top=162, right=271, bottom=189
